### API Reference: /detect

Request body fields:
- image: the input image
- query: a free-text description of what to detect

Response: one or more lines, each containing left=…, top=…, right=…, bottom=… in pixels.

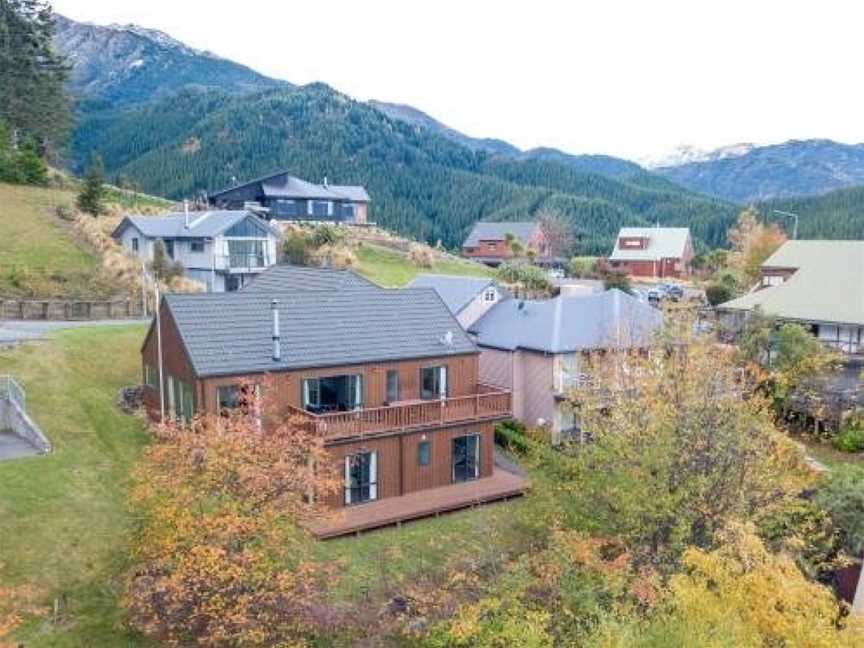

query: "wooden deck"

left=307, top=468, right=529, bottom=539
left=288, top=383, right=512, bottom=442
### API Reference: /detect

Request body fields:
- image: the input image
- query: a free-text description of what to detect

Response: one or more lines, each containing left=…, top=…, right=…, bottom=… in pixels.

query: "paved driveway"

left=0, top=319, right=149, bottom=348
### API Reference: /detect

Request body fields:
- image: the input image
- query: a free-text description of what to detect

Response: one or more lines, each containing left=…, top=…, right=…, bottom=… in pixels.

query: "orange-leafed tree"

left=124, top=383, right=343, bottom=646
left=727, top=207, right=787, bottom=288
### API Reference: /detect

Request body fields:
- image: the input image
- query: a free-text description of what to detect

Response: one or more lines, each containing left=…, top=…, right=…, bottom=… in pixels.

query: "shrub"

left=601, top=270, right=631, bottom=294
left=310, top=244, right=356, bottom=269
left=833, top=426, right=864, bottom=453
left=310, top=223, right=344, bottom=248
left=567, top=256, right=594, bottom=278
left=408, top=242, right=435, bottom=268
left=283, top=231, right=309, bottom=265
left=497, top=262, right=551, bottom=292
left=55, top=203, right=74, bottom=221
left=495, top=420, right=531, bottom=454
left=705, top=282, right=733, bottom=306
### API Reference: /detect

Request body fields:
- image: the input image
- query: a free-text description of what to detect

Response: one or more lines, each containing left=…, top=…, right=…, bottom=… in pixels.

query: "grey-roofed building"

left=112, top=210, right=281, bottom=292
left=140, top=282, right=522, bottom=534
left=207, top=171, right=370, bottom=224
left=609, top=226, right=694, bottom=278
left=407, top=274, right=508, bottom=329
left=461, top=221, right=549, bottom=266
left=469, top=290, right=663, bottom=443
left=717, top=240, right=864, bottom=354
left=243, top=264, right=378, bottom=293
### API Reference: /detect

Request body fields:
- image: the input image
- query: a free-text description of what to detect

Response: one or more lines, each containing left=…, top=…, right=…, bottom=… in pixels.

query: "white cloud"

left=53, top=0, right=864, bottom=160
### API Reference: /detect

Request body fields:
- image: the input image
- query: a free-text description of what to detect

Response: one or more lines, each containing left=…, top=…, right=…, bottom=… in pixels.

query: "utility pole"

left=155, top=283, right=165, bottom=421
left=772, top=209, right=799, bottom=240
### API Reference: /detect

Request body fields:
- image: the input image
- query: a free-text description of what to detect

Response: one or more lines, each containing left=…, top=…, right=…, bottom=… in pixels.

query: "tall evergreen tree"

left=0, top=0, right=70, bottom=157
left=77, top=153, right=105, bottom=215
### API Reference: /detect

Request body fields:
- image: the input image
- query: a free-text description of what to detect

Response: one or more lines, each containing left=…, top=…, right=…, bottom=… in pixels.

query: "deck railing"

left=288, top=383, right=511, bottom=440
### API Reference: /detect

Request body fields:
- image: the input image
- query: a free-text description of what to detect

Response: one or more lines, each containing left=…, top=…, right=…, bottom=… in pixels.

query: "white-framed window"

left=344, top=451, right=377, bottom=504
left=420, top=366, right=447, bottom=400
left=131, top=237, right=139, bottom=253
left=308, top=200, right=333, bottom=218
left=190, top=240, right=205, bottom=253
left=483, top=288, right=497, bottom=302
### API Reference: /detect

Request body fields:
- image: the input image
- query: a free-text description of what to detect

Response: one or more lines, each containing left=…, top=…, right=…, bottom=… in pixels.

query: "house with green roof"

left=717, top=240, right=864, bottom=354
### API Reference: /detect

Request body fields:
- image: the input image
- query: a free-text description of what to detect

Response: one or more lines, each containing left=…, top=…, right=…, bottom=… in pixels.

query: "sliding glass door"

left=344, top=451, right=377, bottom=505
left=452, top=434, right=480, bottom=483
left=302, top=374, right=363, bottom=413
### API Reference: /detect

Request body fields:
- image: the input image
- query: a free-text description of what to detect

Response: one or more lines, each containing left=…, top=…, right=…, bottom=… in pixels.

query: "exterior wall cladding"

left=614, top=258, right=684, bottom=279
left=140, top=303, right=507, bottom=510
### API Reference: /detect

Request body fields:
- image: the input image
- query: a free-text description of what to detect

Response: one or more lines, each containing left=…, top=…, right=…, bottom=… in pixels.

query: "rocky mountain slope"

left=656, top=139, right=864, bottom=203
left=54, top=15, right=285, bottom=108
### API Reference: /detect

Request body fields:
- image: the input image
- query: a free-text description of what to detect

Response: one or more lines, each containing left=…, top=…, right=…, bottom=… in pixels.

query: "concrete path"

left=0, top=430, right=39, bottom=461
left=0, top=318, right=148, bottom=348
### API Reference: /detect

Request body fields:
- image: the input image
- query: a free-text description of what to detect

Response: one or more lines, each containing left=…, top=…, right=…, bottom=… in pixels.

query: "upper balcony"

left=215, top=253, right=273, bottom=273
left=287, top=383, right=512, bottom=441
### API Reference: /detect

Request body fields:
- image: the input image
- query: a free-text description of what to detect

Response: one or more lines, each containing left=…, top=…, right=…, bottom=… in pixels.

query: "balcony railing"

left=217, top=253, right=272, bottom=271
left=287, top=383, right=512, bottom=440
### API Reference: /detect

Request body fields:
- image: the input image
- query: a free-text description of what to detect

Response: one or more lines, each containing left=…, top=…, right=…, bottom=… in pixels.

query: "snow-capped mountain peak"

left=641, top=143, right=757, bottom=169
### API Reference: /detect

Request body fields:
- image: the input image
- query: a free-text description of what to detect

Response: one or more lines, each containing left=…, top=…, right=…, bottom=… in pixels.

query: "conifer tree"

left=77, top=153, right=105, bottom=215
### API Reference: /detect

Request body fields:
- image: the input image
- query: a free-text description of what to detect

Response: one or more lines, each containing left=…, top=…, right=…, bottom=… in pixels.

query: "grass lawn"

left=0, top=182, right=97, bottom=277
left=315, top=497, right=535, bottom=602
left=0, top=325, right=149, bottom=646
left=355, top=244, right=493, bottom=288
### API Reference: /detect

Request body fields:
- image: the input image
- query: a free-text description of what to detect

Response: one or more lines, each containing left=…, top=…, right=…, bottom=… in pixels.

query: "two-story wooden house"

left=112, top=209, right=281, bottom=292
left=608, top=226, right=694, bottom=278
left=208, top=171, right=370, bottom=224
left=461, top=222, right=549, bottom=266
left=140, top=278, right=523, bottom=537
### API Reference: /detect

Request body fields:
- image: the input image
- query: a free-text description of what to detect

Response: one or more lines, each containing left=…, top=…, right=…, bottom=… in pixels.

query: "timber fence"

left=0, top=297, right=147, bottom=321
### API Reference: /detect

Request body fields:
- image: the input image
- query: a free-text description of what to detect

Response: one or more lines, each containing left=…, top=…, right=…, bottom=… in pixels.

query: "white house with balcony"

left=111, top=210, right=281, bottom=292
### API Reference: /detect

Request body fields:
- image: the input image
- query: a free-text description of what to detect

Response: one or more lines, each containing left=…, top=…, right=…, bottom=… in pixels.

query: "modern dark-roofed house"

left=407, top=274, right=508, bottom=329
left=461, top=222, right=549, bottom=266
left=112, top=210, right=281, bottom=292
left=208, top=171, right=370, bottom=224
left=469, top=290, right=663, bottom=443
left=141, top=284, right=523, bottom=537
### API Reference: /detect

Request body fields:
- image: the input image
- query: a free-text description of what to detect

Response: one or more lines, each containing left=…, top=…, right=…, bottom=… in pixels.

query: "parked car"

left=548, top=268, right=565, bottom=280
left=663, top=284, right=684, bottom=301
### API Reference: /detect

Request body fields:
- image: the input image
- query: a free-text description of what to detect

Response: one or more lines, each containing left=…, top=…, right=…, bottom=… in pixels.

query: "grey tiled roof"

left=469, top=289, right=663, bottom=353
left=463, top=222, right=538, bottom=248
left=164, top=287, right=476, bottom=377
left=407, top=274, right=497, bottom=315
left=258, top=173, right=370, bottom=202
left=111, top=210, right=279, bottom=240
left=243, top=265, right=378, bottom=293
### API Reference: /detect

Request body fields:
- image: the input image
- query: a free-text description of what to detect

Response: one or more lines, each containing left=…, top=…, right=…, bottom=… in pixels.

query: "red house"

left=608, top=227, right=694, bottom=279
left=461, top=222, right=549, bottom=266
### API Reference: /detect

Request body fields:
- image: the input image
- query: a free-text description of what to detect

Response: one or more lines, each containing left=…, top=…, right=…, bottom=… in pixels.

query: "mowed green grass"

left=355, top=244, right=493, bottom=287
left=0, top=325, right=149, bottom=646
left=0, top=182, right=96, bottom=272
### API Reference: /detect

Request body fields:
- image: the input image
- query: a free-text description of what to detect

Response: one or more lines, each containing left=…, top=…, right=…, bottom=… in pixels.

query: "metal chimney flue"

left=184, top=199, right=190, bottom=229
left=271, top=299, right=281, bottom=361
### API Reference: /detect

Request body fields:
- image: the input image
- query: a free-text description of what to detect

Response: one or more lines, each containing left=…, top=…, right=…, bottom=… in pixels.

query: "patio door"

left=452, top=434, right=480, bottom=483
left=344, top=451, right=377, bottom=505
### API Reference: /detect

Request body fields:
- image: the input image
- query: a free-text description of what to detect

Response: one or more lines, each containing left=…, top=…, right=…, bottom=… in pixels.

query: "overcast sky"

left=53, top=0, right=864, bottom=161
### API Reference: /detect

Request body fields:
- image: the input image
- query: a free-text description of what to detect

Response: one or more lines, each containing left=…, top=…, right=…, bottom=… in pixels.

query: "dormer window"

left=483, top=288, right=497, bottom=302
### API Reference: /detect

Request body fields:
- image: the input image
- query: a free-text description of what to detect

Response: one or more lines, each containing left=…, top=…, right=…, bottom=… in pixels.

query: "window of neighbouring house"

left=163, top=239, right=175, bottom=259
left=483, top=288, right=497, bottom=302
left=272, top=199, right=298, bottom=218
left=452, top=434, right=480, bottom=482
left=144, top=364, right=158, bottom=390
left=190, top=240, right=205, bottom=253
left=420, top=366, right=447, bottom=400
left=167, top=374, right=194, bottom=422
left=342, top=203, right=355, bottom=220
left=131, top=237, right=139, bottom=252
left=217, top=383, right=258, bottom=415
left=385, top=370, right=399, bottom=403
left=308, top=200, right=333, bottom=218
left=417, top=440, right=430, bottom=466
left=344, top=451, right=377, bottom=505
